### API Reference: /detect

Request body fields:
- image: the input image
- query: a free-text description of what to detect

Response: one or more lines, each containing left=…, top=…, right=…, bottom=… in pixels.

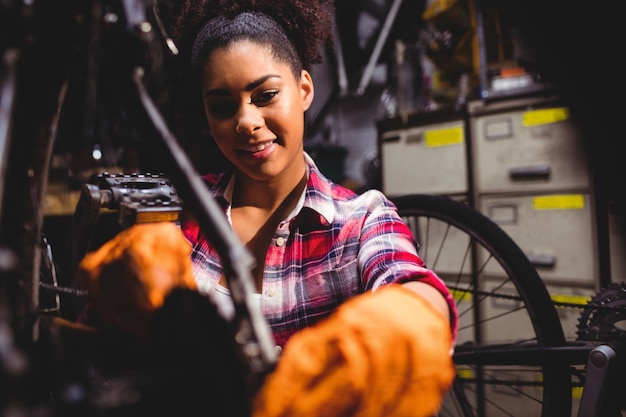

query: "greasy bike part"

left=575, top=282, right=626, bottom=416
left=2, top=1, right=277, bottom=413
left=63, top=173, right=184, bottom=281
left=391, top=194, right=570, bottom=417
left=86, top=172, right=184, bottom=228
left=577, top=281, right=626, bottom=343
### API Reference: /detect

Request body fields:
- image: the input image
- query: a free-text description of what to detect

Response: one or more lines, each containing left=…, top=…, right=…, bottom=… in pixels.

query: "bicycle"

left=1, top=0, right=276, bottom=414
left=391, top=193, right=626, bottom=417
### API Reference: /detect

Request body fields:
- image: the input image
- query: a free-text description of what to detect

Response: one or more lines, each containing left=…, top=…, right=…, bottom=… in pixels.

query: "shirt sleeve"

left=357, top=190, right=458, bottom=336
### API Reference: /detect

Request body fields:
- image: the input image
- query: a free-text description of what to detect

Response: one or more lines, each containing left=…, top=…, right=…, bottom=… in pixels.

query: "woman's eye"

left=253, top=90, right=279, bottom=106
left=207, top=101, right=237, bottom=117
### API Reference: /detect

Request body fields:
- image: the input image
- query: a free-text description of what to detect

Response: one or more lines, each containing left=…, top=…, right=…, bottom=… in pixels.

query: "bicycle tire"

left=390, top=194, right=571, bottom=417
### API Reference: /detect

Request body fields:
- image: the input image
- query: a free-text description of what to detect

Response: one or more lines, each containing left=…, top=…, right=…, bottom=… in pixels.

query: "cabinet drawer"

left=380, top=118, right=467, bottom=196
left=469, top=98, right=589, bottom=193
left=478, top=193, right=596, bottom=285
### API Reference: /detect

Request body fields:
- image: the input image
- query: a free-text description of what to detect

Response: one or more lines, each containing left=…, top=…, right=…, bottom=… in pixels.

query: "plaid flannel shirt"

left=182, top=152, right=457, bottom=347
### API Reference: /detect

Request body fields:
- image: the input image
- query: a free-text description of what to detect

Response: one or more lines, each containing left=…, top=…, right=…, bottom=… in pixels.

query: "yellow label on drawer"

left=424, top=126, right=463, bottom=147
left=533, top=194, right=585, bottom=210
left=522, top=107, right=569, bottom=126
left=550, top=294, right=591, bottom=306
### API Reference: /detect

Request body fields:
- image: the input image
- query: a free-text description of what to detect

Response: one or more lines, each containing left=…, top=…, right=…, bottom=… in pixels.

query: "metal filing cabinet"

left=469, top=95, right=598, bottom=286
left=477, top=192, right=596, bottom=284
left=379, top=94, right=625, bottom=288
left=378, top=110, right=467, bottom=197
left=469, top=95, right=590, bottom=195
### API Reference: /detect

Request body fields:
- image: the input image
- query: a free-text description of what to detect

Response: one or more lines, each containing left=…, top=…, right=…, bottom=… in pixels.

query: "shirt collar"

left=302, top=152, right=335, bottom=225
left=209, top=152, right=335, bottom=226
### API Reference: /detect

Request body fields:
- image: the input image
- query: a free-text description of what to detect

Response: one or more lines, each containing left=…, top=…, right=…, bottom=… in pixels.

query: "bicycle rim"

left=391, top=194, right=571, bottom=417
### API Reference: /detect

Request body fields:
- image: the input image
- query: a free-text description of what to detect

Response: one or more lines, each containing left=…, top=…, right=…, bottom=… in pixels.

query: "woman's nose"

left=235, top=103, right=263, bottom=135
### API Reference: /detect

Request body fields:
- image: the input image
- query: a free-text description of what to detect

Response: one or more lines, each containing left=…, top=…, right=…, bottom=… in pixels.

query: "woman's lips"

left=239, top=140, right=277, bottom=160
left=243, top=140, right=275, bottom=153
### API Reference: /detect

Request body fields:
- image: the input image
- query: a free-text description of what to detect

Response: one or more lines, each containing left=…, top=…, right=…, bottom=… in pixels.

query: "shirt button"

left=267, top=289, right=276, bottom=297
left=275, top=237, right=285, bottom=247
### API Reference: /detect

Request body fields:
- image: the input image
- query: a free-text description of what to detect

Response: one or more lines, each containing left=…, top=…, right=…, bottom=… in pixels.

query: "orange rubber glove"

left=252, top=284, right=455, bottom=417
left=77, top=222, right=197, bottom=339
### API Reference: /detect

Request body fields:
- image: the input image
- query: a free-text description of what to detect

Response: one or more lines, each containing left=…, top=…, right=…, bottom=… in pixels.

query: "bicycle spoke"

left=392, top=194, right=570, bottom=417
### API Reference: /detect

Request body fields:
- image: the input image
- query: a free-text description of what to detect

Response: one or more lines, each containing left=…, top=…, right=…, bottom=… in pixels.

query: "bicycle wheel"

left=390, top=194, right=571, bottom=417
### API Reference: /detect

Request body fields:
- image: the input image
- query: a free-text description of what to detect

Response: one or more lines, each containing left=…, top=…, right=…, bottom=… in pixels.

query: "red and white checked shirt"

left=182, top=153, right=458, bottom=347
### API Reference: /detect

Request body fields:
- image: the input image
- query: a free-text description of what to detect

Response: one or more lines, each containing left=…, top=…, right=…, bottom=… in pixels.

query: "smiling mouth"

left=242, top=140, right=277, bottom=153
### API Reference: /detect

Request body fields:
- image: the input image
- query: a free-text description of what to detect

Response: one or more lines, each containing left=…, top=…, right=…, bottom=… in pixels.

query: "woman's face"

left=199, top=39, right=314, bottom=183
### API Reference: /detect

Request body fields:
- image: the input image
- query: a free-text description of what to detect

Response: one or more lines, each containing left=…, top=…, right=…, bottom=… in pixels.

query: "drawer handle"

left=509, top=165, right=551, bottom=180
left=381, top=135, right=401, bottom=143
left=527, top=253, right=556, bottom=268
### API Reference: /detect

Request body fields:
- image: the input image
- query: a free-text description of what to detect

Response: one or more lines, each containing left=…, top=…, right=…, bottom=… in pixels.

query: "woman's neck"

left=232, top=164, right=307, bottom=211
left=228, top=164, right=308, bottom=291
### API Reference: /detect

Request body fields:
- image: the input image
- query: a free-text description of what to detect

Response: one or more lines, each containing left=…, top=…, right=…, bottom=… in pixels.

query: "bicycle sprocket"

left=576, top=281, right=626, bottom=342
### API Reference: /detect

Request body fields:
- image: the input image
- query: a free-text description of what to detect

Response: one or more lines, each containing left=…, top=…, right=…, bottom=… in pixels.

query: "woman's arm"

left=402, top=280, right=451, bottom=323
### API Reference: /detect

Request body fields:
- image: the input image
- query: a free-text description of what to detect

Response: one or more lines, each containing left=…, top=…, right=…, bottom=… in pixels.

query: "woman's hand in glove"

left=252, top=284, right=455, bottom=417
left=78, top=222, right=197, bottom=339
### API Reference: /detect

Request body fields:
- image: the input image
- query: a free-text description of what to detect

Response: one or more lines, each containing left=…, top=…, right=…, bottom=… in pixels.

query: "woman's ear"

left=300, top=69, right=315, bottom=111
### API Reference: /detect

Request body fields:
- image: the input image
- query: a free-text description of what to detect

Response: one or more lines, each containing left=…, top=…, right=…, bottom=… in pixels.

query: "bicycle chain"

left=448, top=282, right=626, bottom=343
left=448, top=283, right=626, bottom=312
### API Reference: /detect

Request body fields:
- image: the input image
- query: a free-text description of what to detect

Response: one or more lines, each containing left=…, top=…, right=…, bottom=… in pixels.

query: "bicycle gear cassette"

left=576, top=282, right=626, bottom=342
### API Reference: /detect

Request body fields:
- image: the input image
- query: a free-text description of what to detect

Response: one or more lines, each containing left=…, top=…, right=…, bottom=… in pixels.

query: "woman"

left=79, top=1, right=458, bottom=415
left=171, top=1, right=458, bottom=415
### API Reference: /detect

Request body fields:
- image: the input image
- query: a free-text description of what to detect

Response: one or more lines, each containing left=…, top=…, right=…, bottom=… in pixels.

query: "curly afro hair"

left=169, top=0, right=335, bottom=71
